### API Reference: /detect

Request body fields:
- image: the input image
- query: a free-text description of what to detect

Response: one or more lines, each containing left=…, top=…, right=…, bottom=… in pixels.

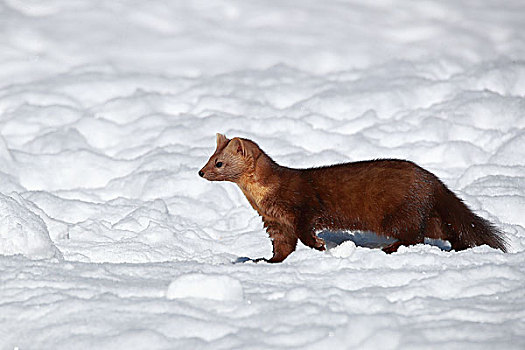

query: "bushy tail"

left=434, top=185, right=507, bottom=252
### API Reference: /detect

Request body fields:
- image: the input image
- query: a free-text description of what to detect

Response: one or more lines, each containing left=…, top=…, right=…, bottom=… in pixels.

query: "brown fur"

left=199, top=134, right=507, bottom=263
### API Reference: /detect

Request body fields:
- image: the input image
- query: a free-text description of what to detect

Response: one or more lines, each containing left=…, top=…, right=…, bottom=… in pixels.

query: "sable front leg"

left=297, top=216, right=326, bottom=251
left=258, top=222, right=298, bottom=263
left=268, top=233, right=298, bottom=263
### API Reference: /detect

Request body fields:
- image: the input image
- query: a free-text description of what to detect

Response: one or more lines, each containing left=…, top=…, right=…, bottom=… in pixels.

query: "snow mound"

left=166, top=273, right=244, bottom=301
left=329, top=240, right=357, bottom=258
left=0, top=193, right=62, bottom=260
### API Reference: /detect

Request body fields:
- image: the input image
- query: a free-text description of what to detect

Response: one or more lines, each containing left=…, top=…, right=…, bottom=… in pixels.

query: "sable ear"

left=231, top=138, right=248, bottom=157
left=216, top=133, right=229, bottom=147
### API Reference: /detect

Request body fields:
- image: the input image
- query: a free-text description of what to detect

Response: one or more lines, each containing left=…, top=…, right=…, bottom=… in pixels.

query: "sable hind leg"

left=425, top=210, right=469, bottom=251
left=383, top=240, right=407, bottom=254
left=425, top=212, right=447, bottom=240
left=447, top=237, right=470, bottom=251
left=381, top=211, right=425, bottom=253
left=382, top=237, right=425, bottom=253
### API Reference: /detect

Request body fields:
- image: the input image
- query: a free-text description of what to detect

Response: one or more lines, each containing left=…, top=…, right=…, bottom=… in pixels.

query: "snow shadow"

left=319, top=230, right=395, bottom=250
left=233, top=230, right=452, bottom=263
left=318, top=230, right=452, bottom=251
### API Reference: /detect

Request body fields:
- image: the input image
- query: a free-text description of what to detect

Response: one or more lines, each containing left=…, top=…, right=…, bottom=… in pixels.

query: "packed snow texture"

left=1, top=0, right=525, bottom=349
left=166, top=273, right=244, bottom=301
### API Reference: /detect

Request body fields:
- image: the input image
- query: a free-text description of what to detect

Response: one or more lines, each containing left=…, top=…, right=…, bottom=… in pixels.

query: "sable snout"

left=198, top=167, right=212, bottom=180
left=198, top=164, right=222, bottom=181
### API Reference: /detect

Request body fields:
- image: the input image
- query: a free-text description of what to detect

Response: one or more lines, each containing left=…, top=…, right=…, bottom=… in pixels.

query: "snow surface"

left=1, top=0, right=525, bottom=349
left=166, top=273, right=244, bottom=301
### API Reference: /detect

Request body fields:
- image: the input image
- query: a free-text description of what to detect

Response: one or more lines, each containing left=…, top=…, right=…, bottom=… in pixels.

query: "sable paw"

left=300, top=234, right=326, bottom=251
left=266, top=257, right=285, bottom=263
left=314, top=236, right=326, bottom=251
left=382, top=241, right=402, bottom=254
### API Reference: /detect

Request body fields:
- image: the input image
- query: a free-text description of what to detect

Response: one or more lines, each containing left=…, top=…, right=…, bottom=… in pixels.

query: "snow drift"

left=0, top=193, right=62, bottom=260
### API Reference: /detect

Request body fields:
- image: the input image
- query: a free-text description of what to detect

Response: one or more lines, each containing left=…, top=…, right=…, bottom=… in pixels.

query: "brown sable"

left=199, top=133, right=507, bottom=263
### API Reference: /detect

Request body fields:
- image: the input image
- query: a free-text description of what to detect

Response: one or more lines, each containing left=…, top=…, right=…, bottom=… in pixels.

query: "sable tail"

left=434, top=185, right=507, bottom=252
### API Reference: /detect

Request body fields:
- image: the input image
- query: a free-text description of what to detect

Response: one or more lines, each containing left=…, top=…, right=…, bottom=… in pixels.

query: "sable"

left=199, top=133, right=507, bottom=263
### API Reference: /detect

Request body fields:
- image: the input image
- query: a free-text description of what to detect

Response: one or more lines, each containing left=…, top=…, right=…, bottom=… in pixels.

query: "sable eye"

left=216, top=161, right=223, bottom=168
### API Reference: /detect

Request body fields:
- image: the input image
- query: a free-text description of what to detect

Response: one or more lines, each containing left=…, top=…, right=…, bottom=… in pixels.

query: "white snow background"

left=1, top=0, right=525, bottom=349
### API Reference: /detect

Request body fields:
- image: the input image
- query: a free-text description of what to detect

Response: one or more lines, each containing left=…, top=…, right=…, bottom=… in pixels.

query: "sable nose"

left=198, top=170, right=204, bottom=177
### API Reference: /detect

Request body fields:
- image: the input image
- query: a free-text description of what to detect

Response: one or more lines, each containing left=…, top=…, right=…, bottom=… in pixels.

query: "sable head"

left=199, top=133, right=260, bottom=182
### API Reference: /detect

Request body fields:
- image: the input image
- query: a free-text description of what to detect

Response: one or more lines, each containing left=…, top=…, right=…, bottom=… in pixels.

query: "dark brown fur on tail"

left=199, top=134, right=507, bottom=263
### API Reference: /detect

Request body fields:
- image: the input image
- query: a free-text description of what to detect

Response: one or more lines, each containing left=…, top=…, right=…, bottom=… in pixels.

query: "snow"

left=0, top=192, right=62, bottom=260
left=1, top=0, right=525, bottom=349
left=166, top=273, right=244, bottom=301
